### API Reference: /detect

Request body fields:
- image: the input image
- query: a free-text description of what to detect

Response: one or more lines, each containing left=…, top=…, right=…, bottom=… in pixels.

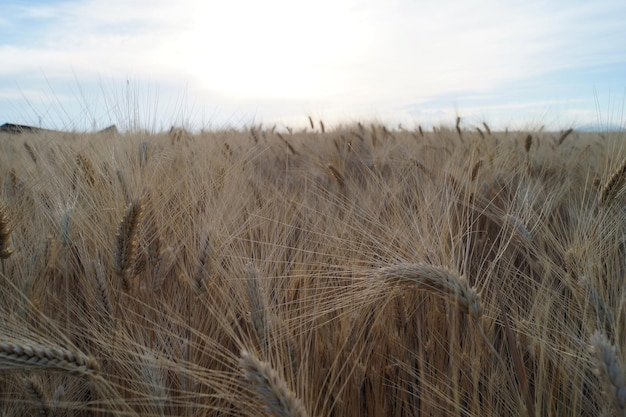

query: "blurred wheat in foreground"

left=0, top=122, right=624, bottom=416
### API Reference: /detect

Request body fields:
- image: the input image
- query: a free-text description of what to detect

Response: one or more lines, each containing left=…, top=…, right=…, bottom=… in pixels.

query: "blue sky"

left=1, top=0, right=625, bottom=131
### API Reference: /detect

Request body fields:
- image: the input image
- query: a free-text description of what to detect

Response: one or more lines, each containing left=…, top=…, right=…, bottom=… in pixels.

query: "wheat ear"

left=239, top=349, right=309, bottom=417
left=247, top=263, right=271, bottom=348
left=51, top=384, right=65, bottom=416
left=75, top=154, right=96, bottom=187
left=24, top=142, right=37, bottom=164
left=558, top=128, right=574, bottom=145
left=376, top=263, right=482, bottom=320
left=24, top=376, right=50, bottom=417
left=524, top=134, right=532, bottom=153
left=599, top=158, right=626, bottom=206
left=503, top=214, right=532, bottom=244
left=193, top=234, right=211, bottom=291
left=0, top=341, right=99, bottom=377
left=0, top=202, right=13, bottom=259
left=589, top=331, right=626, bottom=416
left=93, top=259, right=113, bottom=317
left=115, top=197, right=144, bottom=293
left=327, top=164, right=345, bottom=188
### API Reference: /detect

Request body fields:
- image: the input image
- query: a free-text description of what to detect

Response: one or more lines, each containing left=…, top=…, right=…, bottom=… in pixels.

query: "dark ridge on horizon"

left=0, top=123, right=118, bottom=135
left=0, top=123, right=56, bottom=134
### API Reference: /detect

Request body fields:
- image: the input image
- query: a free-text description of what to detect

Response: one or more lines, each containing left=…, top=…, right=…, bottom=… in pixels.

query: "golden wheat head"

left=0, top=202, right=13, bottom=259
left=377, top=263, right=483, bottom=320
left=115, top=197, right=144, bottom=292
left=239, top=349, right=309, bottom=417
left=589, top=331, right=626, bottom=416
left=0, top=341, right=99, bottom=378
left=599, top=158, right=626, bottom=206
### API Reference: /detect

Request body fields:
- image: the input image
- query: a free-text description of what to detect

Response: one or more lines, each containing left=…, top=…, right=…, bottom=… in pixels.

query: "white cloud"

left=0, top=0, right=625, bottom=129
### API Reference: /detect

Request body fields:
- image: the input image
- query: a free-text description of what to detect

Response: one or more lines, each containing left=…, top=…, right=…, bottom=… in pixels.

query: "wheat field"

left=0, top=121, right=625, bottom=416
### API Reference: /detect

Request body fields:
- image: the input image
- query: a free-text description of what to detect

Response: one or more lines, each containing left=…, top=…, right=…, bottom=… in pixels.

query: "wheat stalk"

left=115, top=197, right=144, bottom=293
left=139, top=141, right=150, bottom=168
left=59, top=210, right=72, bottom=249
left=589, top=331, right=626, bottom=416
left=239, top=349, right=309, bottom=417
left=116, top=169, right=131, bottom=203
left=370, top=124, right=378, bottom=147
left=154, top=246, right=176, bottom=292
left=0, top=341, right=99, bottom=377
left=376, top=263, right=482, bottom=321
left=599, top=158, right=626, bottom=206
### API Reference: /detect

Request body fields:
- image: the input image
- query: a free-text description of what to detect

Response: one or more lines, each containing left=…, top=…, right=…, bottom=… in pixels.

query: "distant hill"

left=0, top=123, right=118, bottom=135
left=0, top=123, right=57, bottom=134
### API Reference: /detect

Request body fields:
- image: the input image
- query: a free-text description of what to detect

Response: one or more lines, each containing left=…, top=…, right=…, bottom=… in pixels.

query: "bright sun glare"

left=173, top=0, right=372, bottom=101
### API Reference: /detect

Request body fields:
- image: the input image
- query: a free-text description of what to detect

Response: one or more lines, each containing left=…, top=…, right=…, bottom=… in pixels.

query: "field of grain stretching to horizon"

left=0, top=120, right=625, bottom=416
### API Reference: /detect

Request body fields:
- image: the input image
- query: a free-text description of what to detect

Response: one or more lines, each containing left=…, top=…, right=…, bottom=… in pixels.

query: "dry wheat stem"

left=240, top=349, right=309, bottom=417
left=590, top=331, right=626, bottom=416
left=377, top=263, right=482, bottom=320
left=0, top=341, right=100, bottom=377
left=59, top=210, right=72, bottom=248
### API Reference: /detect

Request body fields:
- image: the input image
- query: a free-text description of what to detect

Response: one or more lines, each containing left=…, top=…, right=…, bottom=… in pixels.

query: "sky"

left=0, top=0, right=625, bottom=132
